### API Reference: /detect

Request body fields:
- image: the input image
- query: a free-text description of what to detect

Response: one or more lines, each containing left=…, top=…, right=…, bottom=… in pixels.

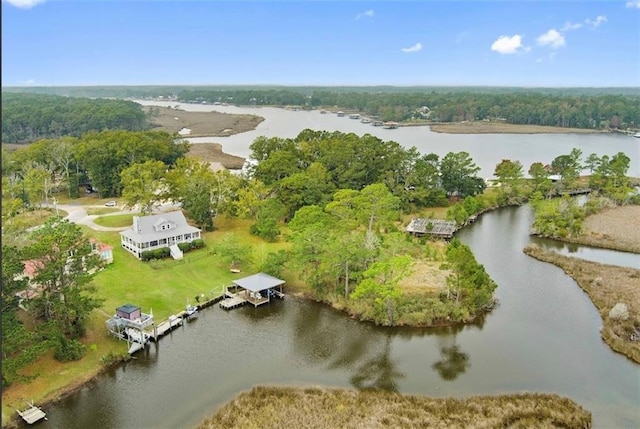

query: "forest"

left=1, top=93, right=149, bottom=143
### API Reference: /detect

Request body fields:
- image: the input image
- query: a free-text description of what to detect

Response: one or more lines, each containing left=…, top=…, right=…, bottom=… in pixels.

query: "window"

left=160, top=239, right=167, bottom=245
left=150, top=240, right=158, bottom=247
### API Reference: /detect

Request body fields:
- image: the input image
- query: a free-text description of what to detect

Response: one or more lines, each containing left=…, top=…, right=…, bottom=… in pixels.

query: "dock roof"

left=232, top=272, right=285, bottom=293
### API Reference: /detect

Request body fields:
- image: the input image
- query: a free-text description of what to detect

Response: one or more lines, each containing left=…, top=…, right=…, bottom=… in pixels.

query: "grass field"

left=92, top=214, right=136, bottom=228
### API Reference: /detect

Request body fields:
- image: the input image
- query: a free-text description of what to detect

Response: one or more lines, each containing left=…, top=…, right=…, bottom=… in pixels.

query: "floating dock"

left=17, top=401, right=47, bottom=424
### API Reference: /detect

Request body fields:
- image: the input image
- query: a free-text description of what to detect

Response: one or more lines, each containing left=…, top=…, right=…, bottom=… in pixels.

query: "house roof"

left=117, top=304, right=140, bottom=314
left=119, top=211, right=201, bottom=243
left=232, top=272, right=285, bottom=293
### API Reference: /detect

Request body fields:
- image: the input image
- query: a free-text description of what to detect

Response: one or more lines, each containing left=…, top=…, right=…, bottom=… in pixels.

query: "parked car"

left=105, top=201, right=117, bottom=207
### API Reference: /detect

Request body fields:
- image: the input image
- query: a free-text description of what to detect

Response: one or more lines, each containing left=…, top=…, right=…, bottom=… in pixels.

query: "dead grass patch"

left=429, top=121, right=607, bottom=135
left=145, top=106, right=263, bottom=137
left=198, top=386, right=591, bottom=429
left=186, top=143, right=246, bottom=169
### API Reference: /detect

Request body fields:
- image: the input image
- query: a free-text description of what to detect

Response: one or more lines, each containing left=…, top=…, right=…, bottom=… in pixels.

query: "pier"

left=17, top=401, right=47, bottom=425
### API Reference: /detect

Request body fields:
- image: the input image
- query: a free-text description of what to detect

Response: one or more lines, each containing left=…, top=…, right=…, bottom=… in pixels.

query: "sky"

left=2, top=0, right=640, bottom=87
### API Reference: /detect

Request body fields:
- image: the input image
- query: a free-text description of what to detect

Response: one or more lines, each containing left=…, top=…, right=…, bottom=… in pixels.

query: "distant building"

left=120, top=211, right=202, bottom=259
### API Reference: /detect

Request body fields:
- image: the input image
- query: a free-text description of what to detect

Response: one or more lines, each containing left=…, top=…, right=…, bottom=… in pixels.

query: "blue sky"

left=2, top=1, right=639, bottom=87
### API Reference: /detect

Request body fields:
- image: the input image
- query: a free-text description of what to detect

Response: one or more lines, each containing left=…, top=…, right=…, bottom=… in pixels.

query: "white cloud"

left=561, top=21, right=582, bottom=31
left=536, top=29, right=565, bottom=48
left=626, top=1, right=640, bottom=9
left=585, top=15, right=607, bottom=28
left=2, top=0, right=46, bottom=8
left=401, top=42, right=422, bottom=53
left=490, top=35, right=525, bottom=54
left=20, top=79, right=36, bottom=86
left=356, top=9, right=374, bottom=20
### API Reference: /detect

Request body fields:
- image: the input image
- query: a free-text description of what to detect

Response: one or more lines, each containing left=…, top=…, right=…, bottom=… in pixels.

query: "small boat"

left=383, top=121, right=399, bottom=129
left=633, top=132, right=640, bottom=138
left=361, top=118, right=371, bottom=124
left=185, top=303, right=199, bottom=319
left=336, top=111, right=345, bottom=117
left=349, top=113, right=361, bottom=119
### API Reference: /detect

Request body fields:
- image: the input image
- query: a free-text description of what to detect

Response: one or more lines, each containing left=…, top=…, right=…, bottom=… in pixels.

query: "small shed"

left=117, top=304, right=141, bottom=320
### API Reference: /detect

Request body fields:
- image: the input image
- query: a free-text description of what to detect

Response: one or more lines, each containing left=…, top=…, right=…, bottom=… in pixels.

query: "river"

left=36, top=102, right=640, bottom=428
left=134, top=99, right=640, bottom=179
left=40, top=205, right=640, bottom=429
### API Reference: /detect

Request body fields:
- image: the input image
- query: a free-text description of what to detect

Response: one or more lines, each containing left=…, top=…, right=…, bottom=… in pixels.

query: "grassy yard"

left=92, top=214, right=136, bottom=228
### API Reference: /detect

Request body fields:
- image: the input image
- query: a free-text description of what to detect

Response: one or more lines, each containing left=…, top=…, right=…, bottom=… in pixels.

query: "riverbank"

left=144, top=105, right=264, bottom=137
left=524, top=245, right=640, bottom=363
left=569, top=205, right=640, bottom=254
left=429, top=121, right=608, bottom=134
left=198, top=385, right=591, bottom=429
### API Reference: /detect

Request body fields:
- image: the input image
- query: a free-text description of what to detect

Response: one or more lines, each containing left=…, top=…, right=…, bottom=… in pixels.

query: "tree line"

left=1, top=93, right=150, bottom=143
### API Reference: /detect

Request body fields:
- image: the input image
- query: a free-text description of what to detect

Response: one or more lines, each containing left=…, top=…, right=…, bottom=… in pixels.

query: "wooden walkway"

left=220, top=294, right=247, bottom=310
left=152, top=315, right=183, bottom=340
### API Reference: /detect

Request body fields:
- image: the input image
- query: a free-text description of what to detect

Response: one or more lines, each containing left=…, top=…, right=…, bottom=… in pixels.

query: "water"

left=36, top=103, right=640, bottom=428
left=39, top=205, right=640, bottom=429
left=135, top=100, right=640, bottom=179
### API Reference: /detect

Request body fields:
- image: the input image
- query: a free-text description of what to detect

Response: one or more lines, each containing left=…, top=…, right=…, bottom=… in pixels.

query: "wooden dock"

left=220, top=294, right=247, bottom=310
left=152, top=315, right=183, bottom=340
left=17, top=401, right=47, bottom=424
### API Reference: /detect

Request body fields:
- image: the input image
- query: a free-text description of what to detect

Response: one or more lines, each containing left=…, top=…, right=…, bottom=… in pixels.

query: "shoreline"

left=428, top=121, right=611, bottom=134
left=524, top=245, right=640, bottom=363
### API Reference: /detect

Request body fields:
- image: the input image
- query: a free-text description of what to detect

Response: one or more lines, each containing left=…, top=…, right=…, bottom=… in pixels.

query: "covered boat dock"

left=220, top=272, right=285, bottom=310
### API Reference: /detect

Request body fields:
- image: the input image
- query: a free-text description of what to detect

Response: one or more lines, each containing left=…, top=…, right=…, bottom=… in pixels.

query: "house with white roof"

left=120, top=211, right=202, bottom=259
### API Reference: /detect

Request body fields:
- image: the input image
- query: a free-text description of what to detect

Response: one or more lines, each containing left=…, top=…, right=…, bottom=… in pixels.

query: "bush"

left=54, top=337, right=85, bottom=362
left=178, top=242, right=191, bottom=252
left=141, top=250, right=153, bottom=261
left=191, top=238, right=205, bottom=249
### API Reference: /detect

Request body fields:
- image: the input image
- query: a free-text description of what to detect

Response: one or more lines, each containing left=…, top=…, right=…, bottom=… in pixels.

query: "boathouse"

left=220, top=272, right=285, bottom=310
left=406, top=218, right=458, bottom=239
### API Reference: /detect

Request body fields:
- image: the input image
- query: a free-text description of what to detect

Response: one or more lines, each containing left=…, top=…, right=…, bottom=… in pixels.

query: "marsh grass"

left=198, top=386, right=591, bottom=429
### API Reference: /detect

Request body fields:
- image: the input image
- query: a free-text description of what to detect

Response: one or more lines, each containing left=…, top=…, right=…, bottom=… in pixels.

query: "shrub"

left=191, top=239, right=205, bottom=249
left=178, top=242, right=191, bottom=252
left=141, top=250, right=153, bottom=261
left=54, top=336, right=85, bottom=362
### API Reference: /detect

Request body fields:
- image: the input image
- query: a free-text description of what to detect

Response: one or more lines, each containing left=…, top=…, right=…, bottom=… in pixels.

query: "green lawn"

left=85, top=217, right=290, bottom=321
left=93, top=214, right=136, bottom=228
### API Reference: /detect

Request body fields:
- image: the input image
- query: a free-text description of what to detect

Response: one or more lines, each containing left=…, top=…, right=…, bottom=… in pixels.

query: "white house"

left=120, top=211, right=202, bottom=259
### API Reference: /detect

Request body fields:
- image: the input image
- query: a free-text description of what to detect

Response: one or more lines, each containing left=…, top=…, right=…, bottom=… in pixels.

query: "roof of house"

left=232, top=272, right=285, bottom=293
left=120, top=211, right=201, bottom=243
left=406, top=218, right=457, bottom=235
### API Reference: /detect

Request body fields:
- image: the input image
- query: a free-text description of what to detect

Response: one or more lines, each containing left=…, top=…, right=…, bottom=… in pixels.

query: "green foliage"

left=216, top=234, right=253, bottom=269
left=120, top=160, right=168, bottom=214
left=178, top=242, right=192, bottom=252
left=441, top=238, right=497, bottom=312
left=259, top=250, right=290, bottom=278
left=531, top=195, right=585, bottom=239
left=191, top=238, right=205, bottom=249
left=250, top=198, right=285, bottom=241
left=1, top=93, right=149, bottom=143
left=440, top=152, right=485, bottom=198
left=53, top=336, right=86, bottom=362
left=141, top=250, right=153, bottom=261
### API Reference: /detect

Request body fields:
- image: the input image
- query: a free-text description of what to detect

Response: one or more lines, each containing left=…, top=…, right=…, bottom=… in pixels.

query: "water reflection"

left=350, top=333, right=405, bottom=391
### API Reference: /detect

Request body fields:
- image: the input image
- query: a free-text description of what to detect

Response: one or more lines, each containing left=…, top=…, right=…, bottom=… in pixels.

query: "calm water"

left=39, top=206, right=640, bottom=429
left=35, top=103, right=640, bottom=428
left=135, top=99, right=640, bottom=179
